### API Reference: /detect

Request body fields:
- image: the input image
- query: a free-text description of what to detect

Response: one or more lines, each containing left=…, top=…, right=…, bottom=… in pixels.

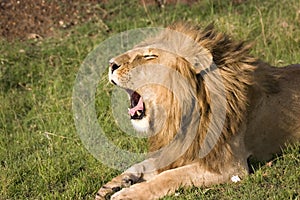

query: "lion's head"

left=109, top=46, right=201, bottom=133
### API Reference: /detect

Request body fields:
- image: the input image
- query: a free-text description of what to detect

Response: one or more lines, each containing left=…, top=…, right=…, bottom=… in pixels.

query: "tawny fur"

left=96, top=23, right=300, bottom=200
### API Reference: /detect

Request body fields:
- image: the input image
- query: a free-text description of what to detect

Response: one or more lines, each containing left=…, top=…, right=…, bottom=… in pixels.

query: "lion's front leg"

left=111, top=162, right=248, bottom=200
left=96, top=159, right=158, bottom=200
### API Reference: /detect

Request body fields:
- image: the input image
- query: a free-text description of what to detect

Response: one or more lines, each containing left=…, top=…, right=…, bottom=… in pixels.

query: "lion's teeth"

left=136, top=110, right=141, bottom=116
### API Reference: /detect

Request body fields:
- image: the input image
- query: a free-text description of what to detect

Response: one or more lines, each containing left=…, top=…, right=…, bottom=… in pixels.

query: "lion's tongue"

left=128, top=97, right=144, bottom=116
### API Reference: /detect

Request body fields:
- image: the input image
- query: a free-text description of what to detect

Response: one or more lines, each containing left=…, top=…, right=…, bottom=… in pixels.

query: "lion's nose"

left=110, top=62, right=120, bottom=73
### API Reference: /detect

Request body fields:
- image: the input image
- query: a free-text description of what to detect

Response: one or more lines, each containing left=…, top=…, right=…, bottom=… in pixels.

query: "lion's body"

left=96, top=23, right=300, bottom=200
left=246, top=63, right=300, bottom=160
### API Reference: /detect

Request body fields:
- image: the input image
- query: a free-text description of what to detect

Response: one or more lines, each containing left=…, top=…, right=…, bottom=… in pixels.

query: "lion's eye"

left=143, top=54, right=158, bottom=60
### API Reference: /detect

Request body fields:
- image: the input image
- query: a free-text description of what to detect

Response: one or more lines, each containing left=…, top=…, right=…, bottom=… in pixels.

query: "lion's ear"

left=192, top=49, right=213, bottom=75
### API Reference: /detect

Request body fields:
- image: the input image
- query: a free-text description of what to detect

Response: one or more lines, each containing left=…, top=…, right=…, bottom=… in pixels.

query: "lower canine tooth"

left=136, top=111, right=141, bottom=116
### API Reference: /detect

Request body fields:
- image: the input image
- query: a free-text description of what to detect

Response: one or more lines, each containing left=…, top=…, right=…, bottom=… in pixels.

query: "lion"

left=96, top=23, right=300, bottom=200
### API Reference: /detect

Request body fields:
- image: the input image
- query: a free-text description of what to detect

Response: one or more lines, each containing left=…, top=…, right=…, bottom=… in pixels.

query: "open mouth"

left=126, top=89, right=145, bottom=120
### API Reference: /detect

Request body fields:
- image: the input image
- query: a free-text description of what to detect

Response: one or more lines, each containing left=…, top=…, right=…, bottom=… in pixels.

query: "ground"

left=1, top=0, right=247, bottom=41
left=0, top=0, right=107, bottom=40
left=0, top=0, right=201, bottom=41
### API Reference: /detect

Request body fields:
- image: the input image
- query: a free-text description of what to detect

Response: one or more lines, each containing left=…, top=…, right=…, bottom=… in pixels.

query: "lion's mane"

left=137, top=23, right=281, bottom=172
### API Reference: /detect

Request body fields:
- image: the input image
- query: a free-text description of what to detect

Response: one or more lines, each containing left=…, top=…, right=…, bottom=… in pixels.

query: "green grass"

left=1, top=0, right=300, bottom=199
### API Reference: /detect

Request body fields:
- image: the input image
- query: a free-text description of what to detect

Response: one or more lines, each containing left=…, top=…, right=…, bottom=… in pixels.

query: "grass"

left=1, top=0, right=300, bottom=199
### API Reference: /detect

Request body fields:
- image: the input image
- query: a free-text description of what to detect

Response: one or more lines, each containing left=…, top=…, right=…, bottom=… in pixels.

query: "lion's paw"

left=95, top=185, right=122, bottom=200
left=111, top=184, right=152, bottom=200
left=111, top=188, right=138, bottom=200
left=95, top=173, right=142, bottom=200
